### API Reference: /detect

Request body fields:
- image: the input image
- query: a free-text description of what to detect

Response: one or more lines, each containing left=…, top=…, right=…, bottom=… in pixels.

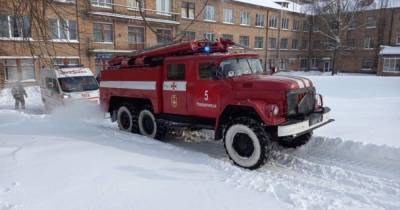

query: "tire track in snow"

left=218, top=137, right=400, bottom=210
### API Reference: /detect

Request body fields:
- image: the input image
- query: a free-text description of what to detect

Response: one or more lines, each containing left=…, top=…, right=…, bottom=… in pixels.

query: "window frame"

left=254, top=36, right=264, bottom=49
left=0, top=15, right=31, bottom=39
left=383, top=57, right=400, bottom=73
left=269, top=16, right=277, bottom=28
left=91, top=0, right=112, bottom=8
left=255, top=14, right=265, bottom=27
left=49, top=18, right=77, bottom=41
left=203, top=5, right=215, bottom=21
left=239, top=35, right=249, bottom=47
left=2, top=58, right=36, bottom=82
left=281, top=17, right=289, bottom=30
left=240, top=11, right=251, bottom=26
left=128, top=26, right=144, bottom=44
left=181, top=2, right=195, bottom=19
left=93, top=22, right=113, bottom=43
left=156, top=0, right=171, bottom=16
left=223, top=8, right=234, bottom=24
left=280, top=38, right=288, bottom=49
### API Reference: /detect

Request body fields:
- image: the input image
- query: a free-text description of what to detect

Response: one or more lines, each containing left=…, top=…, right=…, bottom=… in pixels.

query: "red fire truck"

left=100, top=39, right=333, bottom=169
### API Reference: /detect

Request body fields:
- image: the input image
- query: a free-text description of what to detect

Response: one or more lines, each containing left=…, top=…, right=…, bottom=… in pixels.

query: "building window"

left=127, top=0, right=140, bottom=9
left=281, top=17, right=289, bottom=29
left=313, top=23, right=320, bottom=32
left=364, top=37, right=374, bottom=49
left=269, top=37, right=276, bottom=49
left=204, top=5, right=215, bottom=21
left=292, top=19, right=300, bottom=31
left=2, top=59, right=35, bottom=81
left=240, top=11, right=250, bottom=25
left=280, top=38, right=288, bottom=49
left=93, top=23, right=113, bottom=42
left=300, top=58, right=307, bottom=69
left=181, top=2, right=195, bottom=19
left=383, top=57, right=400, bottom=73
left=279, top=59, right=288, bottom=70
left=128, top=26, right=144, bottom=47
left=255, top=14, right=265, bottom=27
left=292, top=39, right=298, bottom=49
left=366, top=16, right=376, bottom=28
left=303, top=20, right=310, bottom=32
left=222, top=34, right=233, bottom=41
left=52, top=58, right=79, bottom=66
left=49, top=18, right=77, bottom=41
left=183, top=31, right=195, bottom=40
left=239, top=36, right=249, bottom=47
left=396, top=34, right=400, bottom=45
left=254, top=37, right=264, bottom=49
left=0, top=15, right=31, bottom=38
left=157, top=29, right=172, bottom=44
left=346, top=39, right=355, bottom=48
left=349, top=18, right=356, bottom=30
left=361, top=58, right=375, bottom=69
left=156, top=0, right=171, bottom=15
left=311, top=58, right=319, bottom=68
left=204, top=32, right=215, bottom=41
left=269, top=16, right=277, bottom=28
left=91, top=0, right=112, bottom=8
left=223, top=9, right=234, bottom=24
left=301, top=39, right=308, bottom=49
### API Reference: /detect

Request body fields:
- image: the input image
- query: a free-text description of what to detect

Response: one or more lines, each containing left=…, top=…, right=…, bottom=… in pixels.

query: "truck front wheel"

left=138, top=109, right=166, bottom=140
left=224, top=117, right=272, bottom=169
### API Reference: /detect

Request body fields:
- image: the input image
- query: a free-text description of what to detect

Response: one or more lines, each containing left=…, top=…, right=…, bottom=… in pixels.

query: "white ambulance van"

left=40, top=65, right=99, bottom=110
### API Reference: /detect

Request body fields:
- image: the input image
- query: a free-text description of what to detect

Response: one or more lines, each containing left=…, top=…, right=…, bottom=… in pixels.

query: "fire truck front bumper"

left=277, top=107, right=334, bottom=137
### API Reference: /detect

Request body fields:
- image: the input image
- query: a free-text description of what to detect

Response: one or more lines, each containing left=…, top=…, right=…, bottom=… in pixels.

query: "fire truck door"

left=188, top=62, right=220, bottom=118
left=162, top=63, right=188, bottom=115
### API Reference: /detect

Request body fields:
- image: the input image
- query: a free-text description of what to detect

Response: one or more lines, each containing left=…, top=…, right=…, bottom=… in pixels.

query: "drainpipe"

left=264, top=9, right=269, bottom=73
left=74, top=0, right=81, bottom=64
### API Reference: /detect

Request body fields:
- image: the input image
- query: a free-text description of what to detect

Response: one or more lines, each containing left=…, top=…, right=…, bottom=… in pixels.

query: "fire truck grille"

left=287, top=88, right=316, bottom=117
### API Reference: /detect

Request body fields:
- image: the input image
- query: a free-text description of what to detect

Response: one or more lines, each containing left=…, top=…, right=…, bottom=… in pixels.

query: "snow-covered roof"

left=379, top=46, right=400, bottom=55
left=233, top=0, right=303, bottom=13
left=367, top=0, right=400, bottom=10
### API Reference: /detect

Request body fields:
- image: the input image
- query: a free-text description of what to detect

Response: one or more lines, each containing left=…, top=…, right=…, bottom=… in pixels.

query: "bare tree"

left=310, top=0, right=369, bottom=75
left=0, top=0, right=79, bottom=65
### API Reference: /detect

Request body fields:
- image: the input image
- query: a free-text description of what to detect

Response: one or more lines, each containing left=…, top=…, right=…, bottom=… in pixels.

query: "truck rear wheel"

left=117, top=104, right=138, bottom=133
left=138, top=109, right=166, bottom=140
left=224, top=117, right=272, bottom=169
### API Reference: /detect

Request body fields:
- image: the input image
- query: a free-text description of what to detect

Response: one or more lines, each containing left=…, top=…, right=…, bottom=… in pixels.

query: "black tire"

left=116, top=103, right=138, bottom=133
left=137, top=108, right=167, bottom=140
left=278, top=132, right=313, bottom=148
left=223, top=117, right=272, bottom=170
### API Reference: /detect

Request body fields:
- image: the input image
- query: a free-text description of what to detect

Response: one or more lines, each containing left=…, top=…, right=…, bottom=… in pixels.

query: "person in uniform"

left=11, top=81, right=28, bottom=110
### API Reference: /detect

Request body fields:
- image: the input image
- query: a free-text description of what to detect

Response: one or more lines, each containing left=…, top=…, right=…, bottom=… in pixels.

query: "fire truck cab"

left=100, top=39, right=333, bottom=169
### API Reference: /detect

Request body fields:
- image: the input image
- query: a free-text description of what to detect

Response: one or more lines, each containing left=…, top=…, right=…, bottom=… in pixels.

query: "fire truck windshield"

left=220, top=58, right=263, bottom=78
left=58, top=76, right=99, bottom=93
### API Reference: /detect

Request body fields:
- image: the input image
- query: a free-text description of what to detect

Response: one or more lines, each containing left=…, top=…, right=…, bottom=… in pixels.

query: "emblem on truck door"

left=171, top=94, right=178, bottom=108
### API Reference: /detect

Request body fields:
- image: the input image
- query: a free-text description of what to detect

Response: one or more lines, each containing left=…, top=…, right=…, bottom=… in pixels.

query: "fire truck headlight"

left=63, top=94, right=71, bottom=99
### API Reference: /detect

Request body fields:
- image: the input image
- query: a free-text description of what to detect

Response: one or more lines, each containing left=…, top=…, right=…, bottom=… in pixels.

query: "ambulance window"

left=167, top=64, right=185, bottom=80
left=199, top=63, right=219, bottom=80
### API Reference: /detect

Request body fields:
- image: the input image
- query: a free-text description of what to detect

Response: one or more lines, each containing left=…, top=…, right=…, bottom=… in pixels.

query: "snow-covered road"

left=1, top=75, right=400, bottom=210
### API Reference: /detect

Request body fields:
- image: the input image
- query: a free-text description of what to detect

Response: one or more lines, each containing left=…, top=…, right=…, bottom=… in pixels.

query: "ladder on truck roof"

left=108, top=39, right=235, bottom=68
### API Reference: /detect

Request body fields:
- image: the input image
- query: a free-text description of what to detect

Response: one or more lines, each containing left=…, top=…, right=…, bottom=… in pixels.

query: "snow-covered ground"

left=1, top=74, right=400, bottom=210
